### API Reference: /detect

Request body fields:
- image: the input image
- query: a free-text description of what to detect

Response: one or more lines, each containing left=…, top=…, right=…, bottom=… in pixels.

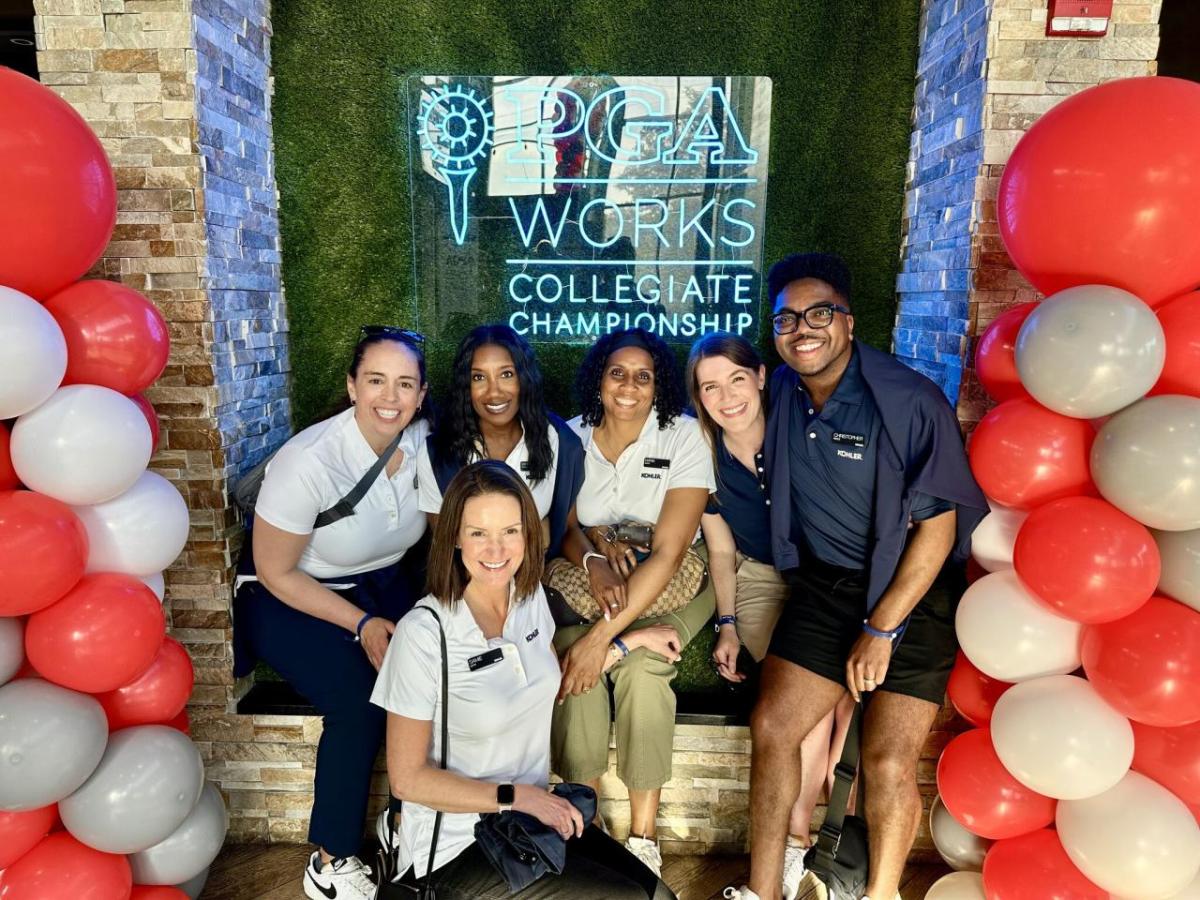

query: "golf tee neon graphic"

left=418, top=85, right=494, bottom=245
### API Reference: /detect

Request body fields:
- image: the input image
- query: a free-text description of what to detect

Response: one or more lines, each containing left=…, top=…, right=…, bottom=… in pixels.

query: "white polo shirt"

left=371, top=587, right=559, bottom=874
left=253, top=408, right=430, bottom=580
left=570, top=410, right=716, bottom=531
left=415, top=427, right=560, bottom=520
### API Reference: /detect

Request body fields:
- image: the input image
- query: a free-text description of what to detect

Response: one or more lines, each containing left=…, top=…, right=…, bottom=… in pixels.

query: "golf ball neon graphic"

left=418, top=86, right=494, bottom=245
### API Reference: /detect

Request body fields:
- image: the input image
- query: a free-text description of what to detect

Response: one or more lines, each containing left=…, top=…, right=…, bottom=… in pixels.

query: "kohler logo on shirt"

left=836, top=448, right=864, bottom=461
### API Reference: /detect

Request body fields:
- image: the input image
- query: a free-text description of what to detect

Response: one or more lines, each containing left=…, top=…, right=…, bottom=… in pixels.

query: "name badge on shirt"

left=643, top=457, right=671, bottom=469
left=467, top=647, right=505, bottom=671
left=832, top=432, right=867, bottom=448
left=519, top=461, right=530, bottom=471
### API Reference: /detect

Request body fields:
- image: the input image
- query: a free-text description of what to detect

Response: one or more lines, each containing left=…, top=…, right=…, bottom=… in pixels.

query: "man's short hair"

left=767, top=252, right=852, bottom=306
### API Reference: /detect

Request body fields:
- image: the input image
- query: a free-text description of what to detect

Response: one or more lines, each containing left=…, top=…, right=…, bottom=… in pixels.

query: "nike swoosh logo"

left=306, top=870, right=337, bottom=899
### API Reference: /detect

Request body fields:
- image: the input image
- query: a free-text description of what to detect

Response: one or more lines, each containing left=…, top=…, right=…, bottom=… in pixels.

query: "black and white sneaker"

left=304, top=851, right=377, bottom=900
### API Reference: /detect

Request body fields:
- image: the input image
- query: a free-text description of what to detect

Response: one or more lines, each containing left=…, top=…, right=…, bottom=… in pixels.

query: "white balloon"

left=1154, top=528, right=1200, bottom=614
left=971, top=502, right=1028, bottom=573
left=139, top=571, right=166, bottom=602
left=930, top=794, right=991, bottom=872
left=1147, top=868, right=1200, bottom=899
left=0, top=617, right=24, bottom=686
left=72, top=471, right=189, bottom=576
left=955, top=570, right=1083, bottom=682
left=991, top=675, right=1133, bottom=800
left=925, top=871, right=986, bottom=900
left=129, top=782, right=228, bottom=884
left=0, top=286, right=67, bottom=419
left=1058, top=771, right=1200, bottom=899
left=11, top=385, right=152, bottom=505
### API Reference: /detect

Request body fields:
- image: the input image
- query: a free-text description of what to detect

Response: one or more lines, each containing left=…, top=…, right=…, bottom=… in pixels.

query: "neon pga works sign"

left=408, top=76, right=772, bottom=342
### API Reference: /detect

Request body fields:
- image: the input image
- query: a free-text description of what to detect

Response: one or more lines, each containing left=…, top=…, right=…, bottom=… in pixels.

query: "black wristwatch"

left=497, top=783, right=515, bottom=813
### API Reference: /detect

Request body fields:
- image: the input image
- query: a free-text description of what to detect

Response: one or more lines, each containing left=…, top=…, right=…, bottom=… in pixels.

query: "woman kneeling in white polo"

left=372, top=461, right=676, bottom=899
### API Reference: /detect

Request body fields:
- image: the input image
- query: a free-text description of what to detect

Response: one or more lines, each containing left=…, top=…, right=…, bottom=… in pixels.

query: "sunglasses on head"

left=359, top=324, right=426, bottom=345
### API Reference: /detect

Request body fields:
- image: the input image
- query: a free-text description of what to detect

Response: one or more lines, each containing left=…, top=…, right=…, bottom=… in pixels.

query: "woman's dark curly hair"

left=575, top=328, right=686, bottom=430
left=432, top=324, right=554, bottom=483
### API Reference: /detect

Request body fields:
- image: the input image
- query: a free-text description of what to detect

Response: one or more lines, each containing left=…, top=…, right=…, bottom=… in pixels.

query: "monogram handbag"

left=544, top=544, right=708, bottom=622
left=374, top=605, right=448, bottom=900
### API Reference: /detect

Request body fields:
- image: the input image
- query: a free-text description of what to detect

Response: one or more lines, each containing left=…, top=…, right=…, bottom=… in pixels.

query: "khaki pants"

left=550, top=545, right=717, bottom=790
left=732, top=552, right=790, bottom=663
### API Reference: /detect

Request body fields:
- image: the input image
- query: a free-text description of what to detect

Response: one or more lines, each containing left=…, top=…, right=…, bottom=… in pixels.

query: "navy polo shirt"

left=706, top=432, right=773, bottom=564
left=787, top=347, right=952, bottom=571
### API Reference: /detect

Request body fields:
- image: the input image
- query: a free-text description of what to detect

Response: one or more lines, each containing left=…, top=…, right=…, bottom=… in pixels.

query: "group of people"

left=232, top=252, right=988, bottom=900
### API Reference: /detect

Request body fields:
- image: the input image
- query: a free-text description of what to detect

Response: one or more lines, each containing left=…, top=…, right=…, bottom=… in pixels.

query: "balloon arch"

left=0, top=68, right=225, bottom=898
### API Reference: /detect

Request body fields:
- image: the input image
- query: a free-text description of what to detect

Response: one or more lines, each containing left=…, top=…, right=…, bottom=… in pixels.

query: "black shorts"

left=767, top=555, right=964, bottom=705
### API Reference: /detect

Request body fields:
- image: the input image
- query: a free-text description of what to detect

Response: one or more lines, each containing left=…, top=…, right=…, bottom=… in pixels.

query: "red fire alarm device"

left=1046, top=0, right=1113, bottom=37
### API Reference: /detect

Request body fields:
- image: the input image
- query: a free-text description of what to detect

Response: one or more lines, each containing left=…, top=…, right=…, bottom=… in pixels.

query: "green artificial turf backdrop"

left=271, top=0, right=921, bottom=696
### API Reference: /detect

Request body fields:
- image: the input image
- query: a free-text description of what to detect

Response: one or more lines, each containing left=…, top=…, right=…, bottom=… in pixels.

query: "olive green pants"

left=550, top=546, right=717, bottom=790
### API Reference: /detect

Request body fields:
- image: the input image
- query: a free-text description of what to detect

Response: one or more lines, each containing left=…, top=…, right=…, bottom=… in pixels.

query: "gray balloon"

left=0, top=617, right=23, bottom=686
left=60, top=724, right=204, bottom=853
left=1091, top=395, right=1200, bottom=531
left=175, top=865, right=209, bottom=899
left=0, top=678, right=108, bottom=811
left=1015, top=285, right=1165, bottom=418
left=130, top=782, right=228, bottom=885
left=930, top=794, right=992, bottom=872
left=1153, top=528, right=1200, bottom=613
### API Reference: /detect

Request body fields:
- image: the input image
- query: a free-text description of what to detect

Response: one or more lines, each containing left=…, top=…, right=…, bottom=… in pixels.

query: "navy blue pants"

left=234, top=552, right=423, bottom=857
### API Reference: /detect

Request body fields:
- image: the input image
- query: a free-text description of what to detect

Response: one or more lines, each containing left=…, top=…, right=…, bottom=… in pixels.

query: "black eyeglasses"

left=770, top=304, right=850, bottom=335
left=359, top=324, right=426, bottom=345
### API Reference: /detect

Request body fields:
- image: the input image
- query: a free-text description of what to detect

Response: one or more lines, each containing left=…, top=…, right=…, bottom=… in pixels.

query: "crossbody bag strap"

left=412, top=605, right=449, bottom=893
left=812, top=700, right=864, bottom=871
left=313, top=426, right=407, bottom=529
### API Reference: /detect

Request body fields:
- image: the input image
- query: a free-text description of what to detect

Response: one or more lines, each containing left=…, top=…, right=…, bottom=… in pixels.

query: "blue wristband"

left=862, top=619, right=905, bottom=641
left=355, top=613, right=375, bottom=641
left=715, top=614, right=738, bottom=633
left=611, top=637, right=630, bottom=658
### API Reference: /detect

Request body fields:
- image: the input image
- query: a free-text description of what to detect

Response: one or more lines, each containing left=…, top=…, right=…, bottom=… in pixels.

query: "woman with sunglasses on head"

left=374, top=461, right=676, bottom=899
left=551, top=328, right=717, bottom=878
left=233, top=326, right=430, bottom=900
left=416, top=324, right=583, bottom=559
left=687, top=332, right=854, bottom=900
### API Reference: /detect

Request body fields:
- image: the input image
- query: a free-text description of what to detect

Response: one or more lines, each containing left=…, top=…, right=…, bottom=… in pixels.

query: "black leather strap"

left=413, top=605, right=449, bottom=894
left=813, top=700, right=863, bottom=870
left=312, top=427, right=406, bottom=529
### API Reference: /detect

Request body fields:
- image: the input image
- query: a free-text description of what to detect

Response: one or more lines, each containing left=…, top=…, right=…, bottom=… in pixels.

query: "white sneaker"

left=304, top=851, right=377, bottom=900
left=781, top=841, right=809, bottom=900
left=625, top=835, right=663, bottom=877
left=724, top=888, right=762, bottom=900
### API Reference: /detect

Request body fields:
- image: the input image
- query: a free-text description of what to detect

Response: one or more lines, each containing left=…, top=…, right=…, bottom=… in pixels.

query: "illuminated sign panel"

left=408, top=76, right=772, bottom=343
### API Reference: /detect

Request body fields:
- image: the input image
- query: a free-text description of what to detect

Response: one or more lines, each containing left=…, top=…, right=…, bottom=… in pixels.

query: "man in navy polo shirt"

left=730, top=254, right=987, bottom=900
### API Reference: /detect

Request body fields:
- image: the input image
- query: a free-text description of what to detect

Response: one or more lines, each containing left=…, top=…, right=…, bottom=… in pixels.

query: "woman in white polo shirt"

left=416, top=324, right=583, bottom=558
left=374, top=461, right=676, bottom=899
left=234, top=327, right=430, bottom=900
left=552, top=328, right=718, bottom=877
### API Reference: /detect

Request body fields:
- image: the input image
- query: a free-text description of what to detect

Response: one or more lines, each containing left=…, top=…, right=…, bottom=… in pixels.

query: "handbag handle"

left=411, top=605, right=449, bottom=894
left=811, top=700, right=864, bottom=871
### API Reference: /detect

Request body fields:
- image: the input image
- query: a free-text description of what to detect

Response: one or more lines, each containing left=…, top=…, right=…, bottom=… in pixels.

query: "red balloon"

left=1082, top=596, right=1200, bottom=727
left=936, top=728, right=1056, bottom=840
left=975, top=302, right=1037, bottom=404
left=25, top=573, right=165, bottom=694
left=1013, top=497, right=1160, bottom=624
left=1131, top=719, right=1200, bottom=807
left=0, top=832, right=131, bottom=900
left=98, top=636, right=194, bottom=731
left=164, top=708, right=191, bottom=735
left=130, top=888, right=189, bottom=900
left=129, top=393, right=160, bottom=452
left=0, top=69, right=117, bottom=301
left=998, top=77, right=1200, bottom=309
left=0, top=424, right=19, bottom=490
left=948, top=651, right=1013, bottom=727
left=982, top=829, right=1106, bottom=900
left=967, top=399, right=1096, bottom=510
left=0, top=805, right=57, bottom=870
left=1150, top=292, right=1200, bottom=398
left=45, top=281, right=170, bottom=395
left=0, top=490, right=88, bottom=616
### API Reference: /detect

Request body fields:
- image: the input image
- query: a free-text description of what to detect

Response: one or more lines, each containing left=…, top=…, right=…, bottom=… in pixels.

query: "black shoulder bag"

left=375, top=605, right=448, bottom=900
left=801, top=701, right=868, bottom=900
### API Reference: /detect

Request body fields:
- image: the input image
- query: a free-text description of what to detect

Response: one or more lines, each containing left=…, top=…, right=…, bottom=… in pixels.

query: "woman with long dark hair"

left=417, top=324, right=583, bottom=558
left=235, top=326, right=431, bottom=900
left=551, top=328, right=717, bottom=877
